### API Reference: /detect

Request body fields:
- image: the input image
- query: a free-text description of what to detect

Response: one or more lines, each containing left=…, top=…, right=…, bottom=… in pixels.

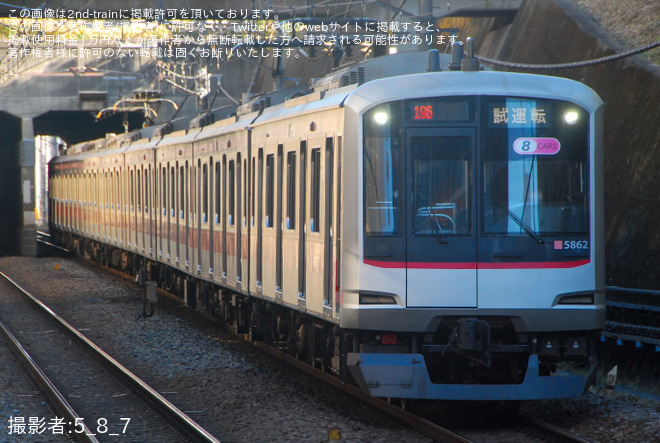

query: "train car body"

left=49, top=50, right=605, bottom=402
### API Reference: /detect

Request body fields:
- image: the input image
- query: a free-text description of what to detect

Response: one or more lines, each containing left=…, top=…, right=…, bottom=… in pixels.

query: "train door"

left=222, top=155, right=228, bottom=281
left=206, top=158, right=213, bottom=277
left=212, top=158, right=222, bottom=278
left=178, top=163, right=185, bottom=266
left=304, top=142, right=324, bottom=309
left=197, top=159, right=203, bottom=273
left=122, top=168, right=128, bottom=248
left=276, top=145, right=283, bottom=296
left=249, top=154, right=257, bottom=292
left=131, top=168, right=137, bottom=250
left=405, top=128, right=477, bottom=308
left=187, top=161, right=194, bottom=271
left=146, top=165, right=152, bottom=256
left=298, top=142, right=307, bottom=300
left=110, top=169, right=116, bottom=244
left=281, top=143, right=299, bottom=304
left=242, top=155, right=250, bottom=287
left=256, top=149, right=263, bottom=290
left=170, top=163, right=177, bottom=263
left=323, top=138, right=334, bottom=310
left=236, top=153, right=243, bottom=286
left=159, top=165, right=166, bottom=260
left=138, top=168, right=144, bottom=252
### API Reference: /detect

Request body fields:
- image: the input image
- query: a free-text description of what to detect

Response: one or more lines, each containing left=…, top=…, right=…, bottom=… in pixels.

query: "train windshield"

left=481, top=97, right=589, bottom=237
left=363, top=102, right=402, bottom=236
left=363, top=97, right=590, bottom=240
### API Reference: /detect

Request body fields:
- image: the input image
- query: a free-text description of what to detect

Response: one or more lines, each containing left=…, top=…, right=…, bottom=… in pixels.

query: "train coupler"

left=447, top=318, right=492, bottom=367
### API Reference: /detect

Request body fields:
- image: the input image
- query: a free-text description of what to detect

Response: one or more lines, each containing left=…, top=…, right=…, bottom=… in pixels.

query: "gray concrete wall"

left=445, top=0, right=660, bottom=288
left=0, top=112, right=23, bottom=256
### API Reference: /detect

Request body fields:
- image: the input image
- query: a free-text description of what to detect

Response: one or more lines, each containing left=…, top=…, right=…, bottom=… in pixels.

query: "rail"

left=0, top=318, right=99, bottom=443
left=0, top=270, right=221, bottom=443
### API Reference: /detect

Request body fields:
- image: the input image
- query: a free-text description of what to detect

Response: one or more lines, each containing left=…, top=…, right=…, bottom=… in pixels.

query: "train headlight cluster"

left=564, top=111, right=579, bottom=125
left=373, top=111, right=389, bottom=126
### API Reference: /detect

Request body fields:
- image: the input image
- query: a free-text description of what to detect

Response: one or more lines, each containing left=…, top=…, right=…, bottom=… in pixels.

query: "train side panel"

left=48, top=54, right=606, bottom=403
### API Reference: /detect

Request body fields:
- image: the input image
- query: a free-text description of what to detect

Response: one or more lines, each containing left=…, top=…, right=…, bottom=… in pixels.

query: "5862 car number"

left=555, top=240, right=589, bottom=250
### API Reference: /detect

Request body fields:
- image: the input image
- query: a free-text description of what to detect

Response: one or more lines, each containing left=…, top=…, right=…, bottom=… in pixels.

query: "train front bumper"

left=347, top=353, right=589, bottom=401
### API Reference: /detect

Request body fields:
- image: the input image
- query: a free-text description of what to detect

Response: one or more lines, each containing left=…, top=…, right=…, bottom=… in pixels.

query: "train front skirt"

left=347, top=353, right=588, bottom=400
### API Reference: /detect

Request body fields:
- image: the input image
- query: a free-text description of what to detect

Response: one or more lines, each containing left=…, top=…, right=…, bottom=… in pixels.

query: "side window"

left=162, top=166, right=167, bottom=216
left=190, top=163, right=196, bottom=219
left=214, top=161, right=221, bottom=224
left=228, top=160, right=235, bottom=225
left=265, top=153, right=274, bottom=228
left=145, top=168, right=150, bottom=214
left=242, top=157, right=247, bottom=226
left=203, top=162, right=209, bottom=223
left=130, top=169, right=135, bottom=211
left=363, top=102, right=401, bottom=236
left=179, top=166, right=185, bottom=219
left=115, top=171, right=120, bottom=213
left=137, top=169, right=141, bottom=212
left=251, top=157, right=256, bottom=226
left=170, top=166, right=176, bottom=217
left=310, top=147, right=321, bottom=233
left=286, top=151, right=296, bottom=230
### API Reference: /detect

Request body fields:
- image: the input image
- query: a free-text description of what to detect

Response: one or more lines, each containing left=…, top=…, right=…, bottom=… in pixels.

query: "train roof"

left=55, top=50, right=602, bottom=162
left=344, top=69, right=604, bottom=115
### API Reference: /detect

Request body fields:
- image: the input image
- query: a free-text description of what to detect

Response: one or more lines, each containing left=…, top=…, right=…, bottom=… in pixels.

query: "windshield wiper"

left=494, top=201, right=544, bottom=244
left=422, top=205, right=449, bottom=244
left=416, top=187, right=448, bottom=244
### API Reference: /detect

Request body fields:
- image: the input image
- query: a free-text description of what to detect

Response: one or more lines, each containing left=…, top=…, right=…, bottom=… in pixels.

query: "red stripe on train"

left=363, top=259, right=590, bottom=269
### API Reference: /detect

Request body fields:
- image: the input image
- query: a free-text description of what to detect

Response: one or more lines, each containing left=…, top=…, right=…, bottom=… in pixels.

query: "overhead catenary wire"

left=476, top=39, right=660, bottom=70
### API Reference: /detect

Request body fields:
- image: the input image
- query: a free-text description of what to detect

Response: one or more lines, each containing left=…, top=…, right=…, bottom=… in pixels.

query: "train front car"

left=341, top=70, right=604, bottom=401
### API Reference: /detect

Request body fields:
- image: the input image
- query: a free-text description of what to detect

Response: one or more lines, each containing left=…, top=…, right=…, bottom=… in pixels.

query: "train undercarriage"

left=56, top=231, right=598, bottom=402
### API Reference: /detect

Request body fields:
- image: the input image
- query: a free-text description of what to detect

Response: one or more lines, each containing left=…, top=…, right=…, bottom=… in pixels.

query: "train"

left=48, top=47, right=605, bottom=402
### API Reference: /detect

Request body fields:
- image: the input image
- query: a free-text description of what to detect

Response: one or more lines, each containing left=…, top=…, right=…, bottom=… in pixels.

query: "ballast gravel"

left=0, top=256, right=659, bottom=442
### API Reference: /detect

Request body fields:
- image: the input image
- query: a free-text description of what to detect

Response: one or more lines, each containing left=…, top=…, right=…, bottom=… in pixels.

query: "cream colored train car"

left=50, top=49, right=604, bottom=403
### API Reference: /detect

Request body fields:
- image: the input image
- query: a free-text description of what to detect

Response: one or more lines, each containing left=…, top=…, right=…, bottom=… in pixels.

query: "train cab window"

left=286, top=151, right=296, bottom=230
left=411, top=136, right=472, bottom=236
left=266, top=154, right=274, bottom=228
left=310, top=148, right=321, bottom=233
left=363, top=102, right=402, bottom=236
left=481, top=98, right=589, bottom=237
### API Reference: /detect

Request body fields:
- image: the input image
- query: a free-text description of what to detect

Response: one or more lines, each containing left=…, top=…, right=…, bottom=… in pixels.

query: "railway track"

left=19, top=240, right=602, bottom=441
left=27, top=238, right=597, bottom=442
left=0, top=270, right=220, bottom=442
left=36, top=230, right=74, bottom=258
